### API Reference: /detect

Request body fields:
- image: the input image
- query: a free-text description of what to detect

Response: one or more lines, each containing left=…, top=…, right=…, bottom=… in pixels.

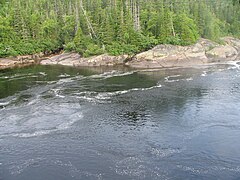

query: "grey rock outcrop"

left=0, top=53, right=45, bottom=69
left=127, top=38, right=240, bottom=68
left=1, top=37, right=240, bottom=70
left=40, top=53, right=128, bottom=67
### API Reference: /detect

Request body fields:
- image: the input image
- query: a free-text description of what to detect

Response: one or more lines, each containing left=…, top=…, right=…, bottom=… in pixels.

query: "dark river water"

left=0, top=61, right=240, bottom=180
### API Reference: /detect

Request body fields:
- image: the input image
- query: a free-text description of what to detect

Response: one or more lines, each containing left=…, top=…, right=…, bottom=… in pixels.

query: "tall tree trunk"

left=131, top=0, right=141, bottom=31
left=170, top=3, right=176, bottom=37
left=79, top=0, right=97, bottom=39
left=136, top=0, right=141, bottom=31
left=75, top=0, right=80, bottom=33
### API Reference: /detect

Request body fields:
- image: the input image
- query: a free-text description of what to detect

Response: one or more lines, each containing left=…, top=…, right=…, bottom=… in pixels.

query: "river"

left=0, top=62, right=240, bottom=180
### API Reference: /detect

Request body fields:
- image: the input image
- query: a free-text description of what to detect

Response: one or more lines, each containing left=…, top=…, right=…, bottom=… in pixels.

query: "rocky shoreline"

left=1, top=37, right=240, bottom=70
left=0, top=53, right=46, bottom=70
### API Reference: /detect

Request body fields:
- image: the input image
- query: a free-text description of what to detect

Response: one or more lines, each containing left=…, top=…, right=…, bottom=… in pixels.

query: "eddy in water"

left=0, top=62, right=240, bottom=179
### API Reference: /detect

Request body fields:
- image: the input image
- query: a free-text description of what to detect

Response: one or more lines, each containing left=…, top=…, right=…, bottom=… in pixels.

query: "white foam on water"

left=95, top=91, right=129, bottom=100
left=115, top=157, right=146, bottom=177
left=201, top=71, right=207, bottom=76
left=177, top=165, right=209, bottom=175
left=56, top=94, right=65, bottom=98
left=58, top=73, right=71, bottom=78
left=227, top=61, right=240, bottom=70
left=165, top=75, right=194, bottom=82
left=150, top=147, right=182, bottom=158
left=130, top=84, right=162, bottom=91
left=52, top=89, right=65, bottom=98
left=167, top=75, right=181, bottom=78
left=0, top=76, right=10, bottom=79
left=185, top=77, right=193, bottom=81
left=73, top=91, right=97, bottom=97
left=27, top=95, right=41, bottom=105
left=57, top=113, right=83, bottom=130
left=0, top=97, right=17, bottom=107
left=0, top=73, right=39, bottom=82
left=53, top=160, right=103, bottom=180
left=39, top=72, right=47, bottom=76
left=76, top=95, right=106, bottom=104
left=212, top=166, right=240, bottom=173
left=12, top=130, right=54, bottom=138
left=90, top=70, right=135, bottom=79
left=75, top=84, right=162, bottom=102
left=73, top=91, right=101, bottom=102
left=47, top=81, right=57, bottom=84
left=165, top=76, right=180, bottom=83
left=165, top=75, right=181, bottom=83
left=73, top=83, right=162, bottom=103
left=7, top=76, right=26, bottom=81
left=57, top=77, right=74, bottom=85
left=6, top=113, right=83, bottom=138
left=0, top=101, right=11, bottom=106
left=9, top=158, right=43, bottom=175
left=1, top=70, right=160, bottom=137
left=179, top=162, right=240, bottom=175
left=139, top=69, right=163, bottom=72
left=75, top=91, right=96, bottom=95
left=4, top=73, right=34, bottom=79
left=70, top=74, right=85, bottom=80
left=218, top=68, right=225, bottom=72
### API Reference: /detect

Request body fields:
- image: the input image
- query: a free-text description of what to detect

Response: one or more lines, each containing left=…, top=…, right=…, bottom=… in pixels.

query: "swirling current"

left=0, top=62, right=240, bottom=180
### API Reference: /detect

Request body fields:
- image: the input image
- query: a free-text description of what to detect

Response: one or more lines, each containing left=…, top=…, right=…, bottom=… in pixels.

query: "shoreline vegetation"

left=0, top=0, right=239, bottom=69
left=0, top=37, right=240, bottom=70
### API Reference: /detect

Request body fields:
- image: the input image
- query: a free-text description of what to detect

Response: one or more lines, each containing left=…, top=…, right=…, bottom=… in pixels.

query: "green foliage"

left=65, top=28, right=104, bottom=57
left=107, top=43, right=139, bottom=56
left=0, top=43, right=18, bottom=57
left=84, top=43, right=104, bottom=57
left=230, top=20, right=240, bottom=38
left=174, top=13, right=199, bottom=45
left=0, top=0, right=240, bottom=58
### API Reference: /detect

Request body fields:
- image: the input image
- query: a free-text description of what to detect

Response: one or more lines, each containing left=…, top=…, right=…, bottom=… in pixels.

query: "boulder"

left=2, top=37, right=239, bottom=70
left=0, top=59, right=18, bottom=67
left=40, top=53, right=81, bottom=66
left=127, top=37, right=240, bottom=68
left=41, top=53, right=128, bottom=67
left=127, top=41, right=209, bottom=68
left=0, top=58, right=35, bottom=69
left=221, top=37, right=240, bottom=59
left=206, top=45, right=238, bottom=62
left=79, top=54, right=128, bottom=67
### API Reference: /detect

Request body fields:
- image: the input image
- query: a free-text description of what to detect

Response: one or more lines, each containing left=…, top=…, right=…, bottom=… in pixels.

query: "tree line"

left=0, top=0, right=239, bottom=57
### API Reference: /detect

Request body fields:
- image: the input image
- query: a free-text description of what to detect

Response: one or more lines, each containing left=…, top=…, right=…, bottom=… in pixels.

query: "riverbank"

left=1, top=37, right=240, bottom=70
left=0, top=53, right=46, bottom=70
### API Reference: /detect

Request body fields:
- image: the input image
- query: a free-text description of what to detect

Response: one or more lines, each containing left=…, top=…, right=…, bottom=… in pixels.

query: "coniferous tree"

left=0, top=0, right=239, bottom=57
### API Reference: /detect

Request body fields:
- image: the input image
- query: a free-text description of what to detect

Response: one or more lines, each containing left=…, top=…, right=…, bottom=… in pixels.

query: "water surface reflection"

left=0, top=63, right=240, bottom=179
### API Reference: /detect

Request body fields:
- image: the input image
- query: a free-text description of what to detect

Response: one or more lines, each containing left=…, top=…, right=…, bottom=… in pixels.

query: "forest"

left=0, top=0, right=240, bottom=57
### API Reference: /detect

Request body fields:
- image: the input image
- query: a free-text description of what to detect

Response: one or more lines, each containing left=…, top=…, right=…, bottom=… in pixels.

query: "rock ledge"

left=1, top=37, right=240, bottom=70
